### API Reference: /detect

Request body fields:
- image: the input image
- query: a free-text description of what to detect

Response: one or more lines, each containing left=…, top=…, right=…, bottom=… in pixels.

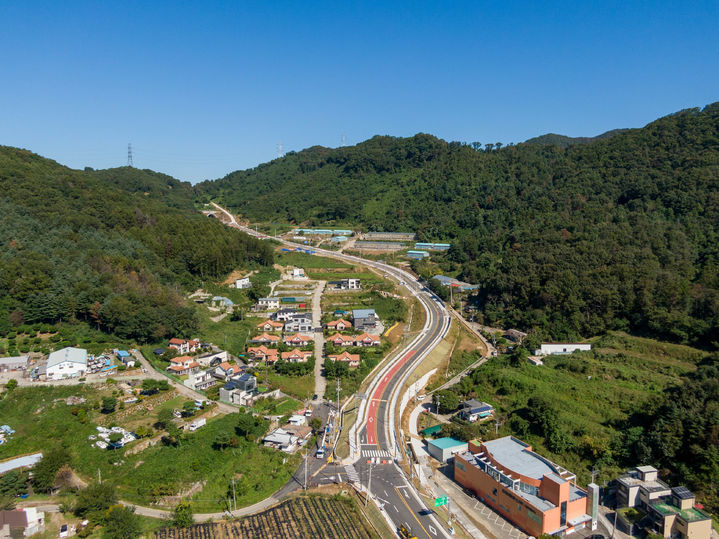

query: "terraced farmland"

left=153, top=495, right=379, bottom=538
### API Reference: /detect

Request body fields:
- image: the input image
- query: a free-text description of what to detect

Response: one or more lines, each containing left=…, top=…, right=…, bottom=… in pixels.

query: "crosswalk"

left=361, top=449, right=391, bottom=458
left=344, top=464, right=360, bottom=483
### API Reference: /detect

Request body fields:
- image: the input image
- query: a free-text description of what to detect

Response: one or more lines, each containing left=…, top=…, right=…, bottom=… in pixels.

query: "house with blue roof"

left=458, top=399, right=494, bottom=423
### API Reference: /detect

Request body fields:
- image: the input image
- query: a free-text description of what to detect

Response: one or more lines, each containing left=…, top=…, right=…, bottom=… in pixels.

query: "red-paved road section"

left=366, top=350, right=416, bottom=446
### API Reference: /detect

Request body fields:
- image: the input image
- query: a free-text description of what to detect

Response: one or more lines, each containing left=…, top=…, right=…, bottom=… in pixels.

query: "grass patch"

left=252, top=395, right=303, bottom=416
left=264, top=372, right=315, bottom=400
left=276, top=250, right=352, bottom=269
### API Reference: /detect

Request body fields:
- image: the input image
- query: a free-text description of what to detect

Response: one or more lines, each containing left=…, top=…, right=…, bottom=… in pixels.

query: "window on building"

left=560, top=501, right=567, bottom=526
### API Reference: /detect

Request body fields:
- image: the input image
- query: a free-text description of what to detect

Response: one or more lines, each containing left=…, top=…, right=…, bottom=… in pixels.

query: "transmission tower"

left=341, top=133, right=346, bottom=147
left=277, top=141, right=283, bottom=158
left=127, top=143, right=134, bottom=167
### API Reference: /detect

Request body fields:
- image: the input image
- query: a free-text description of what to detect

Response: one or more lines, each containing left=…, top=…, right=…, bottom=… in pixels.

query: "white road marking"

left=429, top=525, right=437, bottom=535
left=393, top=505, right=399, bottom=512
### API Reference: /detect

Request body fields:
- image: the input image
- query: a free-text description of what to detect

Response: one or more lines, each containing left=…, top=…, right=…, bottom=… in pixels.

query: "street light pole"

left=365, top=463, right=372, bottom=507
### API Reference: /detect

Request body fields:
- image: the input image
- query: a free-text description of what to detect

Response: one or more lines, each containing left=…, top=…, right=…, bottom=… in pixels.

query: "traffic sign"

left=434, top=496, right=448, bottom=507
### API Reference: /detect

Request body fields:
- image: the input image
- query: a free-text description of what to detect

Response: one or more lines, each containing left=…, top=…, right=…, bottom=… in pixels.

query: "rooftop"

left=483, top=436, right=559, bottom=480
left=352, top=308, right=376, bottom=318
left=652, top=501, right=711, bottom=522
left=429, top=437, right=467, bottom=450
left=47, top=347, right=87, bottom=368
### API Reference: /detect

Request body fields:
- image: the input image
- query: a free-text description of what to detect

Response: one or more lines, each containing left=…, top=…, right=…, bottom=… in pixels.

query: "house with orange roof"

left=328, top=333, right=356, bottom=347
left=327, top=351, right=361, bottom=368
left=249, top=332, right=281, bottom=345
left=355, top=332, right=381, bottom=347
left=247, top=345, right=279, bottom=364
left=214, top=361, right=238, bottom=380
left=326, top=318, right=352, bottom=331
left=256, top=319, right=284, bottom=332
left=283, top=333, right=314, bottom=346
left=280, top=349, right=312, bottom=363
left=167, top=355, right=199, bottom=375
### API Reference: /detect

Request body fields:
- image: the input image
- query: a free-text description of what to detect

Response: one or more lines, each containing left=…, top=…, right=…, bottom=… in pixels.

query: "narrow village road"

left=312, top=280, right=327, bottom=400
left=131, top=350, right=238, bottom=414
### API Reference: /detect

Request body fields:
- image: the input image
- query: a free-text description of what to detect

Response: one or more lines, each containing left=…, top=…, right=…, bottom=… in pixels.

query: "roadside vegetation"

left=433, top=332, right=719, bottom=513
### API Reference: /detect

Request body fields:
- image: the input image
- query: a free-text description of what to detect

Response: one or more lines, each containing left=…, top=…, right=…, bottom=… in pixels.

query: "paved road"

left=212, top=202, right=455, bottom=537
left=312, top=280, right=327, bottom=400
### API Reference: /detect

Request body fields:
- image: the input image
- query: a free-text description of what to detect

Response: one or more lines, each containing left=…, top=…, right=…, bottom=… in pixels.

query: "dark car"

left=313, top=394, right=318, bottom=400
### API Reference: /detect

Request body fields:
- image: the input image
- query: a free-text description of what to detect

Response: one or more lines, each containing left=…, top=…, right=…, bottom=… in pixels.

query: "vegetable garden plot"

left=154, top=496, right=377, bottom=538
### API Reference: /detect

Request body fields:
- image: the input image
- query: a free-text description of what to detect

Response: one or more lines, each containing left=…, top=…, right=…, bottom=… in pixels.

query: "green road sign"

left=434, top=496, right=448, bottom=507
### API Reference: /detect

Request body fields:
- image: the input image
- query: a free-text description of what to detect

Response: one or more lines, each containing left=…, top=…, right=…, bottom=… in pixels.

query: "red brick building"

left=454, top=437, right=590, bottom=537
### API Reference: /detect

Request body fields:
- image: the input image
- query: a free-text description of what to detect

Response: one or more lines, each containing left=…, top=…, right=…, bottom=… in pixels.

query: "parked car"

left=59, top=524, right=68, bottom=538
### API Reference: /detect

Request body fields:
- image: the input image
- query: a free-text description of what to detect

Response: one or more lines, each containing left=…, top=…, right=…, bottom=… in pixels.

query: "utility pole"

left=232, top=478, right=237, bottom=511
left=365, top=463, right=372, bottom=507
left=304, top=450, right=308, bottom=490
left=495, top=419, right=500, bottom=435
left=436, top=393, right=441, bottom=415
left=97, top=469, right=101, bottom=484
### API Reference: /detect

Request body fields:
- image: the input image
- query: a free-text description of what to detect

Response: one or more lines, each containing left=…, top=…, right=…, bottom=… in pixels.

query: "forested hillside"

left=0, top=147, right=273, bottom=342
left=198, top=104, right=719, bottom=347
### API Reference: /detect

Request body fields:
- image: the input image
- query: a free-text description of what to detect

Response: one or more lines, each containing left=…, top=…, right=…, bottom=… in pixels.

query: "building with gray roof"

left=46, top=347, right=87, bottom=380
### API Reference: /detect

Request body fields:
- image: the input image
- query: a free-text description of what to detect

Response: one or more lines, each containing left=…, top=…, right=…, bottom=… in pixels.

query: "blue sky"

left=1, top=1, right=717, bottom=182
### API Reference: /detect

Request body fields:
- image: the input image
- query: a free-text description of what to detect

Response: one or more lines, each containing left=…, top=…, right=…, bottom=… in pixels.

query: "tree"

left=433, top=390, right=460, bottom=414
left=4, top=378, right=17, bottom=391
left=102, top=505, right=141, bottom=539
left=172, top=499, right=194, bottom=528
left=182, top=401, right=196, bottom=417
left=108, top=432, right=122, bottom=444
left=309, top=417, right=322, bottom=434
left=156, top=408, right=174, bottom=429
left=213, top=431, right=231, bottom=451
left=32, top=446, right=70, bottom=493
left=74, top=482, right=118, bottom=519
left=0, top=470, right=27, bottom=497
left=101, top=397, right=117, bottom=414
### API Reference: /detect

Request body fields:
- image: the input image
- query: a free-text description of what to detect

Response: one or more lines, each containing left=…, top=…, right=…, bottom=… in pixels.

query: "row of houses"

left=246, top=346, right=312, bottom=364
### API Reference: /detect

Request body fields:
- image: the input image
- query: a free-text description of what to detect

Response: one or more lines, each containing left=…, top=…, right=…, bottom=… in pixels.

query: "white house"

left=535, top=343, right=592, bottom=356
left=196, top=350, right=229, bottom=367
left=292, top=268, right=306, bottom=279
left=257, top=297, right=281, bottom=310
left=46, top=347, right=87, bottom=380
left=234, top=276, right=252, bottom=289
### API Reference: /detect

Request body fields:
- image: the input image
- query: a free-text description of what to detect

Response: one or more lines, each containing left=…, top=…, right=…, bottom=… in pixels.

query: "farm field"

left=152, top=494, right=380, bottom=539
left=0, top=385, right=299, bottom=512
left=275, top=250, right=352, bottom=269
left=264, top=371, right=315, bottom=401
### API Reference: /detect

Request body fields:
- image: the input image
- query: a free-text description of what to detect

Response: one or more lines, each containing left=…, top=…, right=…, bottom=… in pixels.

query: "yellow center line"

left=394, top=486, right=431, bottom=539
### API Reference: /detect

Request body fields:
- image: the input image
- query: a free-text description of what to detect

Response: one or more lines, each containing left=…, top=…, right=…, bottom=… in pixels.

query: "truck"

left=188, top=418, right=206, bottom=431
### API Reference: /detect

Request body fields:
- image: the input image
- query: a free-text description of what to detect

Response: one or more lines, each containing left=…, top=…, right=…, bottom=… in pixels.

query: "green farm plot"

left=252, top=395, right=303, bottom=416
left=264, top=372, right=315, bottom=400
left=276, top=250, right=351, bottom=269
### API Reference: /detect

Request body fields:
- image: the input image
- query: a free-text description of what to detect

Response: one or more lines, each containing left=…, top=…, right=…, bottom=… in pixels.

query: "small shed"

left=421, top=424, right=443, bottom=438
left=427, top=437, right=468, bottom=463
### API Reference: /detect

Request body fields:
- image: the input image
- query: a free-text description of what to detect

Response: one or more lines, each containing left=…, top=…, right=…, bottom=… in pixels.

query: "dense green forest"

left=198, top=104, right=719, bottom=348
left=0, top=147, right=273, bottom=342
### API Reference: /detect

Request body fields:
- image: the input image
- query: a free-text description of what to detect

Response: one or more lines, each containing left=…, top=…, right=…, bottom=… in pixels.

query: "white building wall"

left=537, top=343, right=591, bottom=356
